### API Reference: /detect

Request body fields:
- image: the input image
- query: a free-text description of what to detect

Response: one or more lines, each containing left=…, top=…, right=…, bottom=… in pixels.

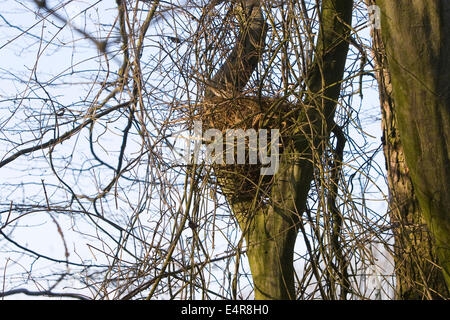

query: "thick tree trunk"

left=232, top=150, right=311, bottom=299
left=207, top=0, right=353, bottom=299
left=370, top=19, right=448, bottom=298
left=235, top=0, right=353, bottom=299
left=376, top=0, right=450, bottom=288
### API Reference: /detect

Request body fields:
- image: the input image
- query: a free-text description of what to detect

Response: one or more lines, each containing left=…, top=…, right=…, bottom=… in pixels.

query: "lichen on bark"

left=376, top=0, right=450, bottom=288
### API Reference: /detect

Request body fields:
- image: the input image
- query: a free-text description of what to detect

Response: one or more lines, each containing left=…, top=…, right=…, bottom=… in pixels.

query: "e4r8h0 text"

left=225, top=304, right=269, bottom=315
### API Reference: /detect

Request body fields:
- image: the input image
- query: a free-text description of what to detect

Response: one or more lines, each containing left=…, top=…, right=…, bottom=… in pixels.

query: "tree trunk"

left=370, top=16, right=449, bottom=298
left=235, top=0, right=353, bottom=299
left=376, top=0, right=450, bottom=288
left=206, top=0, right=353, bottom=299
left=231, top=149, right=311, bottom=299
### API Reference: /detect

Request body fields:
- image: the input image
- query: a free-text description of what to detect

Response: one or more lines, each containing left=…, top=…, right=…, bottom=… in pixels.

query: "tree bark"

left=233, top=0, right=354, bottom=299
left=370, top=16, right=449, bottom=298
left=231, top=149, right=309, bottom=299
left=376, top=0, right=450, bottom=288
left=206, top=0, right=353, bottom=299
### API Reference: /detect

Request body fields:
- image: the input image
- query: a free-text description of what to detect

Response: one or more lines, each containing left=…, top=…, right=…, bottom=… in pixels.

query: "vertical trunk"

left=370, top=18, right=448, bottom=298
left=376, top=0, right=450, bottom=288
left=241, top=0, right=353, bottom=299
left=232, top=150, right=310, bottom=299
left=244, top=208, right=299, bottom=299
left=206, top=0, right=353, bottom=299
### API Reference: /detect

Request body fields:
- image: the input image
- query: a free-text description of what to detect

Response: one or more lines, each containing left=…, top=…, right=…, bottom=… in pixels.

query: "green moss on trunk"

left=377, top=0, right=450, bottom=288
left=213, top=0, right=353, bottom=299
left=371, top=16, right=448, bottom=297
left=233, top=146, right=313, bottom=299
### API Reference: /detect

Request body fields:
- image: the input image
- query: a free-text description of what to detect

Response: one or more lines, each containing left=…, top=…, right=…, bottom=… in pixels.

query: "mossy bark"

left=231, top=146, right=311, bottom=299
left=377, top=0, right=450, bottom=288
left=370, top=17, right=448, bottom=298
left=229, top=0, right=353, bottom=299
left=208, top=0, right=353, bottom=299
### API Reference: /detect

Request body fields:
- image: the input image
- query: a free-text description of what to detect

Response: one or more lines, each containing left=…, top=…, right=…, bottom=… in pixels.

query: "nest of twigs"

left=184, top=96, right=297, bottom=203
